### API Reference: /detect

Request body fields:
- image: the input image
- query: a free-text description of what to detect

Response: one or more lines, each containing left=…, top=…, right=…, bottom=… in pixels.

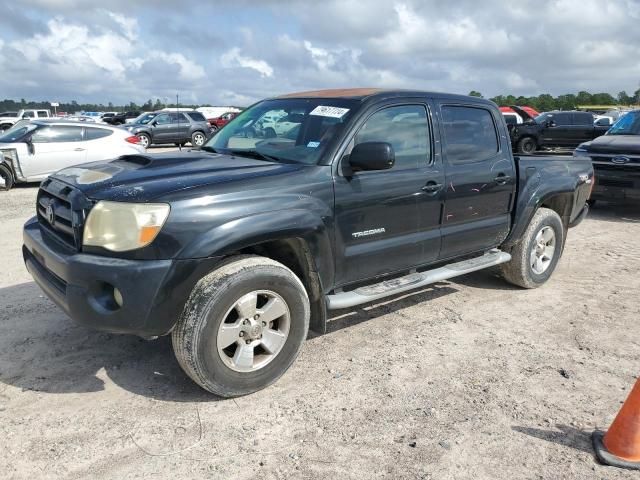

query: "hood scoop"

left=113, top=154, right=153, bottom=166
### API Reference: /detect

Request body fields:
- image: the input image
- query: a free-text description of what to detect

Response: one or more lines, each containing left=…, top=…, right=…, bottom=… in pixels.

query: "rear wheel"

left=136, top=133, right=151, bottom=148
left=191, top=131, right=206, bottom=147
left=0, top=164, right=15, bottom=191
left=517, top=137, right=537, bottom=154
left=500, top=207, right=565, bottom=288
left=172, top=256, right=310, bottom=397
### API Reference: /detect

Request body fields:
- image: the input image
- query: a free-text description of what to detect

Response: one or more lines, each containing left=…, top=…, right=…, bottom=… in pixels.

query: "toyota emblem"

left=45, top=203, right=55, bottom=225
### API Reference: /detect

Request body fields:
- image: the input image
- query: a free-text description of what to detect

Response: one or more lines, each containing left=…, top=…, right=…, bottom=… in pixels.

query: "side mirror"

left=348, top=142, right=395, bottom=172
left=26, top=138, right=35, bottom=155
left=546, top=120, right=556, bottom=128
left=150, top=120, right=158, bottom=127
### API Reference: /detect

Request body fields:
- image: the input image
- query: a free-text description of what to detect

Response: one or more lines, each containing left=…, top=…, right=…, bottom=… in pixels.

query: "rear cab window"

left=441, top=105, right=499, bottom=164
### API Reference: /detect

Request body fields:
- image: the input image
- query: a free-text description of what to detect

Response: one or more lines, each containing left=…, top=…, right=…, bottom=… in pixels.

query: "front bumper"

left=23, top=217, right=222, bottom=337
left=591, top=167, right=640, bottom=203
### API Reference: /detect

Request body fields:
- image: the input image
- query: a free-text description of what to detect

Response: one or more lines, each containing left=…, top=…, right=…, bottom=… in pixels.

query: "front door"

left=149, top=113, right=173, bottom=144
left=333, top=102, right=444, bottom=287
left=438, top=103, right=516, bottom=259
left=25, top=125, right=87, bottom=178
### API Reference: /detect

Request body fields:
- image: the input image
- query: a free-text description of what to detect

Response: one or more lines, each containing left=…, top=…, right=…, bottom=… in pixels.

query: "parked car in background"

left=21, top=89, right=593, bottom=396
left=208, top=111, right=238, bottom=131
left=104, top=111, right=141, bottom=125
left=594, top=115, right=614, bottom=127
left=0, top=109, right=52, bottom=131
left=574, top=109, right=640, bottom=203
left=0, top=120, right=144, bottom=190
left=124, top=110, right=211, bottom=147
left=509, top=107, right=609, bottom=153
left=499, top=106, right=540, bottom=126
left=100, top=112, right=118, bottom=122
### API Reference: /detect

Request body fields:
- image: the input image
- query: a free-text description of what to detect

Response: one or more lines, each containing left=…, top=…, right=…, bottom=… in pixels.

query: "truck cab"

left=22, top=89, right=593, bottom=397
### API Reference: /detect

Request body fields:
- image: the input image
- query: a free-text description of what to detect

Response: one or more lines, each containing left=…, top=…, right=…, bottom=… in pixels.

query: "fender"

left=503, top=166, right=577, bottom=247
left=177, top=208, right=335, bottom=291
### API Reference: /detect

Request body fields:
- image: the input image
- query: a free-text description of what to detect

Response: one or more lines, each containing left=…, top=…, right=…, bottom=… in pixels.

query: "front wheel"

left=172, top=256, right=310, bottom=397
left=500, top=207, right=565, bottom=288
left=0, top=163, right=15, bottom=191
left=136, top=133, right=151, bottom=148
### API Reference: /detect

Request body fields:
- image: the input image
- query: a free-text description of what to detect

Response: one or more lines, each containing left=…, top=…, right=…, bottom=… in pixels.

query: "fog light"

left=113, top=288, right=123, bottom=308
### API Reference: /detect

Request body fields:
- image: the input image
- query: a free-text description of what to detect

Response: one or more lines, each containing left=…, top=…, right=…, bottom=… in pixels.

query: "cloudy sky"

left=1, top=0, right=640, bottom=106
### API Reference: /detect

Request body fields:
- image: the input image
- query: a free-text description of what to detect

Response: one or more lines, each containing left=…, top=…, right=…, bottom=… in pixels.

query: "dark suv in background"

left=124, top=111, right=212, bottom=147
left=508, top=107, right=609, bottom=153
left=104, top=111, right=141, bottom=125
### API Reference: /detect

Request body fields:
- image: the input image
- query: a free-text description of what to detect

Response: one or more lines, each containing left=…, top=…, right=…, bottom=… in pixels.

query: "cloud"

left=1, top=0, right=640, bottom=106
left=220, top=47, right=274, bottom=78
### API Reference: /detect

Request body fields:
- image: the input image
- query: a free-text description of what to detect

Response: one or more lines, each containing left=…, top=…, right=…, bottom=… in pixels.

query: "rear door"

left=170, top=113, right=191, bottom=142
left=333, top=101, right=444, bottom=286
left=438, top=103, right=516, bottom=259
left=572, top=112, right=595, bottom=144
left=27, top=125, right=86, bottom=177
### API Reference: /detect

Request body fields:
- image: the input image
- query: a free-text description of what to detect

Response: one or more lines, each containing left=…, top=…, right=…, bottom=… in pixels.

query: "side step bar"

left=326, top=249, right=511, bottom=310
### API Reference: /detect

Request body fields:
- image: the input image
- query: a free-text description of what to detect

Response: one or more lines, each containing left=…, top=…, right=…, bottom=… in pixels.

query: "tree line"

left=1, top=89, right=639, bottom=114
left=469, top=89, right=640, bottom=111
left=0, top=98, right=227, bottom=114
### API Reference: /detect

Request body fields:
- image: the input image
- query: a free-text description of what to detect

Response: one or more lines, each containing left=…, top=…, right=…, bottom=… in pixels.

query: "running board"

left=326, top=249, right=511, bottom=310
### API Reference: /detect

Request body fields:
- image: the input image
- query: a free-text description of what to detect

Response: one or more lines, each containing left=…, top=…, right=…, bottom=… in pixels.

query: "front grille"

left=37, top=179, right=92, bottom=251
left=599, top=178, right=634, bottom=188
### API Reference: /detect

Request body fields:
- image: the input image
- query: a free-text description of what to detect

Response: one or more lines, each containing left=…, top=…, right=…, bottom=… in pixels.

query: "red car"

left=208, top=111, right=238, bottom=131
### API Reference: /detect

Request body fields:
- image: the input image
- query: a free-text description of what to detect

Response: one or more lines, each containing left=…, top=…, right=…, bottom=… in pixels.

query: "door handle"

left=421, top=182, right=443, bottom=193
left=74, top=148, right=86, bottom=152
left=494, top=174, right=511, bottom=184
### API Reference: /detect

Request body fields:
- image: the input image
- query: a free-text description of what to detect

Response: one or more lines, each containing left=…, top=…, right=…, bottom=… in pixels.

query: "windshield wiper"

left=200, top=145, right=221, bottom=153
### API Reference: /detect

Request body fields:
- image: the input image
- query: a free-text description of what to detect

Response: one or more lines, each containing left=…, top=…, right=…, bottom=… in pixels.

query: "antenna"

left=176, top=93, right=181, bottom=151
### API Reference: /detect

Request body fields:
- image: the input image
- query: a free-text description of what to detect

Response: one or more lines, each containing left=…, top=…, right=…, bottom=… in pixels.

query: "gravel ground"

left=1, top=173, right=639, bottom=479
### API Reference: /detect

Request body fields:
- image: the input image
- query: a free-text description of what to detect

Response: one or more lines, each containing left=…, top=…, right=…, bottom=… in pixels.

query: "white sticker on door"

left=309, top=106, right=350, bottom=118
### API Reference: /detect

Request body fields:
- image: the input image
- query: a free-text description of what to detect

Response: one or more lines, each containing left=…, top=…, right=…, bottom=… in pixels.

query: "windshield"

left=607, top=111, right=640, bottom=136
left=0, top=121, right=37, bottom=142
left=132, top=113, right=157, bottom=125
left=204, top=98, right=358, bottom=165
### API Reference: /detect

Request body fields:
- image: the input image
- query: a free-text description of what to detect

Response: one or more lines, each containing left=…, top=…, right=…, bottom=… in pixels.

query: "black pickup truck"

left=23, top=89, right=593, bottom=397
left=509, top=106, right=609, bottom=154
left=574, top=109, right=640, bottom=203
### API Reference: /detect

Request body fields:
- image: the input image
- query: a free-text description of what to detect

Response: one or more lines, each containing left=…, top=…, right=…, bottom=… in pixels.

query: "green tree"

left=468, top=90, right=483, bottom=98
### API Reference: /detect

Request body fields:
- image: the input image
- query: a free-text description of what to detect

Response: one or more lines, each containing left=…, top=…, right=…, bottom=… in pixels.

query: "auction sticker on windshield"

left=309, top=106, right=350, bottom=118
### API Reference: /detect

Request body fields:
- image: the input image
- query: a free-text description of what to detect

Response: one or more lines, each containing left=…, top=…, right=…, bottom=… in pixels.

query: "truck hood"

left=52, top=150, right=304, bottom=201
left=580, top=135, right=640, bottom=155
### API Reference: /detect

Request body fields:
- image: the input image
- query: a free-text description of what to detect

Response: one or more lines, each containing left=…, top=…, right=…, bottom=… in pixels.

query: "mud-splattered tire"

left=172, top=255, right=310, bottom=397
left=500, top=207, right=565, bottom=289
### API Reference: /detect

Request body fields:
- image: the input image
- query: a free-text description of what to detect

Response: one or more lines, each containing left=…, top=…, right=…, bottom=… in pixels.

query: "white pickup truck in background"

left=0, top=109, right=52, bottom=131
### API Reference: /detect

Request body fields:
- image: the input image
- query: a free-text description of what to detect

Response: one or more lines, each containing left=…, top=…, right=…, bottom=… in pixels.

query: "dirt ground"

left=1, top=176, right=639, bottom=479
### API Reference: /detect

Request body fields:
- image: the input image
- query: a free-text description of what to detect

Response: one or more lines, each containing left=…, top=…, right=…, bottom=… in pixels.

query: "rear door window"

left=441, top=106, right=499, bottom=164
left=37, top=110, right=49, bottom=118
left=573, top=113, right=593, bottom=125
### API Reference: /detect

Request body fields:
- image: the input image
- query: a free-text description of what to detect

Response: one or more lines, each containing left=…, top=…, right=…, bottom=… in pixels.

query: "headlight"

left=83, top=201, right=170, bottom=252
left=573, top=148, right=590, bottom=158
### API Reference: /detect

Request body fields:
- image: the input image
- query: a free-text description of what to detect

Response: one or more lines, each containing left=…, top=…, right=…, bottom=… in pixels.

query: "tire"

left=500, top=207, right=565, bottom=289
left=517, top=137, right=537, bottom=154
left=191, top=131, right=206, bottom=147
left=172, top=255, right=310, bottom=397
left=136, top=133, right=151, bottom=148
left=0, top=163, right=15, bottom=191
left=587, top=199, right=596, bottom=207
left=0, top=123, right=12, bottom=131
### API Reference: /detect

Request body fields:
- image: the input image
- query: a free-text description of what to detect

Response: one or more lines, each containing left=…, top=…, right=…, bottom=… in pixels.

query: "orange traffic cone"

left=593, top=378, right=640, bottom=470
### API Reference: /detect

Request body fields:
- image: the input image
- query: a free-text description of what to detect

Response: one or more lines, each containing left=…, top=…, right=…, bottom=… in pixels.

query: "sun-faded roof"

left=277, top=88, right=388, bottom=99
